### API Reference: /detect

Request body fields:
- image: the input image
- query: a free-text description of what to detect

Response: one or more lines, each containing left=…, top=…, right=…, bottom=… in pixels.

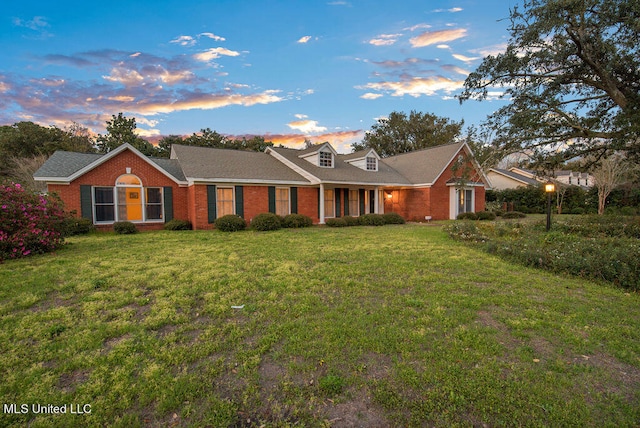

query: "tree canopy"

left=0, top=121, right=95, bottom=175
left=352, top=111, right=464, bottom=157
left=459, top=0, right=640, bottom=167
left=96, top=113, right=156, bottom=156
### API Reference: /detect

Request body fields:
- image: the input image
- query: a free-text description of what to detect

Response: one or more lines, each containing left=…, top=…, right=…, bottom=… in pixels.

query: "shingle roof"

left=33, top=149, right=187, bottom=183
left=33, top=151, right=103, bottom=179
left=171, top=144, right=310, bottom=183
left=380, top=142, right=466, bottom=185
left=489, top=168, right=540, bottom=186
left=270, top=147, right=411, bottom=185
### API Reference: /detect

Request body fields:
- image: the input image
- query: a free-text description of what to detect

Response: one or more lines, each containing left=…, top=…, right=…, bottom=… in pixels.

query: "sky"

left=1, top=0, right=518, bottom=153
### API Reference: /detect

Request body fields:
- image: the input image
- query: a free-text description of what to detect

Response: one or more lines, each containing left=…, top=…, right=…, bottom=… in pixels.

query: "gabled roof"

left=341, top=148, right=380, bottom=162
left=34, top=144, right=187, bottom=184
left=170, top=144, right=310, bottom=184
left=488, top=168, right=540, bottom=186
left=268, top=146, right=410, bottom=186
left=380, top=142, right=482, bottom=186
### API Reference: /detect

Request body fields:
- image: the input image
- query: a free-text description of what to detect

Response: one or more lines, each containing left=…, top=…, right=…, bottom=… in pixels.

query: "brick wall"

left=243, top=186, right=269, bottom=224
left=296, top=187, right=319, bottom=224
left=47, top=149, right=187, bottom=230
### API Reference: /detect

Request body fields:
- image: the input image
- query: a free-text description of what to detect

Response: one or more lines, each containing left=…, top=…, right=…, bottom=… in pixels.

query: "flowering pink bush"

left=0, top=182, right=66, bottom=261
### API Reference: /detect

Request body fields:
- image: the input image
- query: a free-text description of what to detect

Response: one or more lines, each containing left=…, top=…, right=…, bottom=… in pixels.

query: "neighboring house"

left=553, top=170, right=593, bottom=188
left=487, top=168, right=541, bottom=190
left=34, top=141, right=489, bottom=230
left=487, top=167, right=594, bottom=190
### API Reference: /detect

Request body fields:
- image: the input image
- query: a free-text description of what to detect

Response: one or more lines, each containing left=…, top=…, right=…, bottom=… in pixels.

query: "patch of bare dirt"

left=57, top=369, right=90, bottom=393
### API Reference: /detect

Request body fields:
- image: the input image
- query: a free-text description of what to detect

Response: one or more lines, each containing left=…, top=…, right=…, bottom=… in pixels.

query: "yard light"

left=545, top=182, right=556, bottom=231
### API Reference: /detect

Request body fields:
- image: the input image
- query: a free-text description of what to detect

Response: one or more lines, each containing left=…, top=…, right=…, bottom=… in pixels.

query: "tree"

left=156, top=135, right=185, bottom=158
left=182, top=128, right=228, bottom=148
left=460, top=0, right=640, bottom=167
left=96, top=113, right=156, bottom=156
left=591, top=154, right=629, bottom=215
left=0, top=121, right=95, bottom=176
left=352, top=111, right=464, bottom=157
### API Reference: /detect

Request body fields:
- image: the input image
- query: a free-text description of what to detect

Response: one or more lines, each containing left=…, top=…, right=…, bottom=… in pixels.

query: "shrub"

left=476, top=211, right=497, bottom=221
left=113, top=221, right=138, bottom=234
left=0, top=182, right=66, bottom=260
left=501, top=211, right=527, bottom=219
left=382, top=212, right=406, bottom=224
left=282, top=213, right=313, bottom=228
left=164, top=219, right=192, bottom=231
left=214, top=214, right=247, bottom=232
left=358, top=213, right=385, bottom=226
left=62, top=216, right=95, bottom=236
left=325, top=217, right=347, bottom=227
left=343, top=216, right=360, bottom=226
left=620, top=206, right=637, bottom=216
left=251, top=212, right=282, bottom=231
left=457, top=212, right=478, bottom=220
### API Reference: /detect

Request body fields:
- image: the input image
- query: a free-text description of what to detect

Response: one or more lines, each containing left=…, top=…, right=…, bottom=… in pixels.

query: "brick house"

left=34, top=141, right=488, bottom=230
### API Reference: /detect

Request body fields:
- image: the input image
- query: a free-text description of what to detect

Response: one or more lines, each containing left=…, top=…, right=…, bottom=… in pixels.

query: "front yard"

left=0, top=225, right=639, bottom=427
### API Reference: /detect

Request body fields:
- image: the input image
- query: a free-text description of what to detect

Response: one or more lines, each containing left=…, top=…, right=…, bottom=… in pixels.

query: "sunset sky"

left=1, top=0, right=516, bottom=152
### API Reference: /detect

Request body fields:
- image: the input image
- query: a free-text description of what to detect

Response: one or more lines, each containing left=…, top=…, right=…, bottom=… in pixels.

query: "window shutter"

left=343, top=189, right=349, bottom=216
left=291, top=187, right=298, bottom=214
left=163, top=186, right=173, bottom=222
left=268, top=186, right=276, bottom=213
left=359, top=189, right=365, bottom=215
left=235, top=186, right=244, bottom=218
left=80, top=185, right=93, bottom=221
left=207, top=185, right=217, bottom=223
left=317, top=187, right=321, bottom=218
left=335, top=188, right=341, bottom=217
left=369, top=190, right=375, bottom=214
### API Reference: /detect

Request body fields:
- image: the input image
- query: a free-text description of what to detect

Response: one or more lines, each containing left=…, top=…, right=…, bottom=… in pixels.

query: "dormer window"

left=319, top=151, right=333, bottom=168
left=366, top=156, right=377, bottom=171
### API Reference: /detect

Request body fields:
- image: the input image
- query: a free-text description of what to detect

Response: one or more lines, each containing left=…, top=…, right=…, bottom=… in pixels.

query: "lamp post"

left=545, top=182, right=556, bottom=231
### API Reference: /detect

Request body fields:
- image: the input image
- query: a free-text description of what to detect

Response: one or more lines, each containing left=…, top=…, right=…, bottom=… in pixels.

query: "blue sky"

left=1, top=0, right=517, bottom=152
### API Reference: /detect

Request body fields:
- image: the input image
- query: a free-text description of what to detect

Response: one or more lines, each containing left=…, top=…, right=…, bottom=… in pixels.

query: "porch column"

left=319, top=183, right=325, bottom=224
left=374, top=186, right=380, bottom=214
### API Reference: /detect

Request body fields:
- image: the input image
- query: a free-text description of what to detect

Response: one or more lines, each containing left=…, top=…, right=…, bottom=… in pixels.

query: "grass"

left=0, top=225, right=639, bottom=427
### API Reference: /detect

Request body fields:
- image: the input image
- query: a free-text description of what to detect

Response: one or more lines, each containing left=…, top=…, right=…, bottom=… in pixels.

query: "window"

left=93, top=176, right=163, bottom=223
left=457, top=189, right=473, bottom=214
left=324, top=189, right=335, bottom=218
left=348, top=189, right=359, bottom=216
left=275, top=187, right=290, bottom=216
left=366, top=156, right=377, bottom=171
left=94, top=187, right=115, bottom=222
left=319, top=151, right=333, bottom=167
left=145, top=188, right=163, bottom=220
left=217, top=187, right=234, bottom=217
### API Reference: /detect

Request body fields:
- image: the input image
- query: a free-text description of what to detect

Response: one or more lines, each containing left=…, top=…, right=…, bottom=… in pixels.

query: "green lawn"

left=1, top=225, right=639, bottom=427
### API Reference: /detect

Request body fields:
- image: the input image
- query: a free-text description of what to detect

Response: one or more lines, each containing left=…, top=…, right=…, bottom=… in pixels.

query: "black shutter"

left=344, top=189, right=349, bottom=216
left=163, top=186, right=173, bottom=222
left=207, top=185, right=217, bottom=223
left=317, top=187, right=321, bottom=218
left=369, top=190, right=375, bottom=213
left=80, top=185, right=93, bottom=221
left=335, top=188, right=341, bottom=217
left=359, top=189, right=365, bottom=215
left=235, top=186, right=244, bottom=218
left=268, top=186, right=276, bottom=213
left=291, top=187, right=298, bottom=214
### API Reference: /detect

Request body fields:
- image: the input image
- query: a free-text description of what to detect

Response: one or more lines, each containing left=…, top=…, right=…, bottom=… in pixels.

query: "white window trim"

left=319, top=151, right=334, bottom=168
left=216, top=186, right=235, bottom=218
left=324, top=188, right=335, bottom=218
left=275, top=187, right=291, bottom=216
left=366, top=156, right=378, bottom=171
left=92, top=184, right=165, bottom=224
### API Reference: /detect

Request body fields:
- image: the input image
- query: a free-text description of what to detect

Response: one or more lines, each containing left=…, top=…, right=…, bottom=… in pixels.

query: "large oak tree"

left=459, top=0, right=640, bottom=167
left=352, top=111, right=464, bottom=157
